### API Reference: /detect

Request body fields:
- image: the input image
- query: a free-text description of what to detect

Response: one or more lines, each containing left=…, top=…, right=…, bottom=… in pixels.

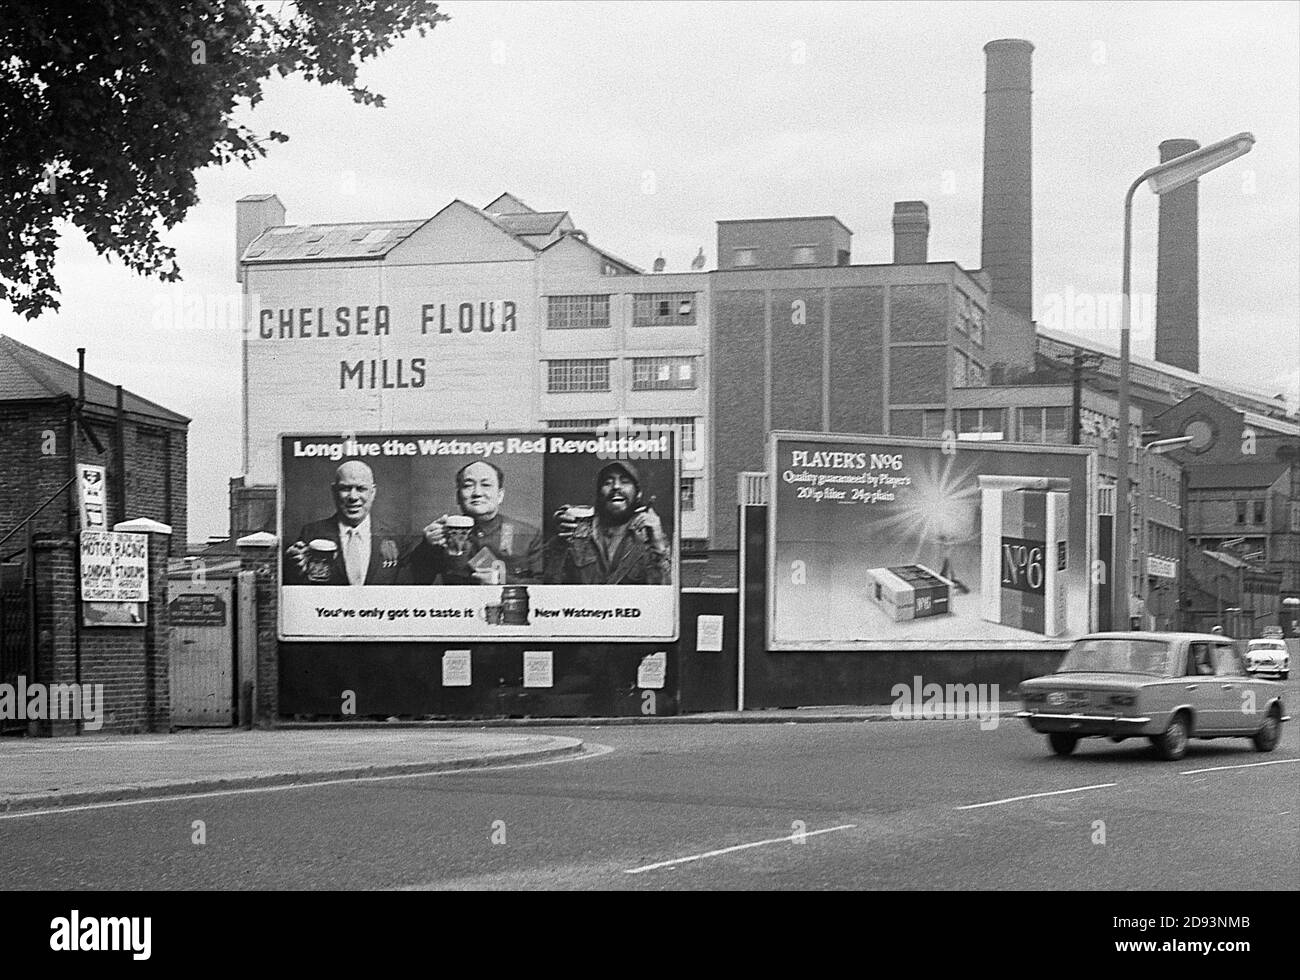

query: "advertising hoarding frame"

left=767, top=431, right=1097, bottom=652
left=276, top=427, right=681, bottom=644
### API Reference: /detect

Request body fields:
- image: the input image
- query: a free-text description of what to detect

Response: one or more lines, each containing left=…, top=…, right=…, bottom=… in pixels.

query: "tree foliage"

left=0, top=0, right=449, bottom=319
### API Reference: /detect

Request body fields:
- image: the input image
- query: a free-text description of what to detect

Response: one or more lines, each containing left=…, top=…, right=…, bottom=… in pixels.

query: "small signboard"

left=169, top=593, right=228, bottom=627
left=442, top=649, right=472, bottom=687
left=696, top=615, right=724, bottom=652
left=637, top=651, right=666, bottom=690
left=75, top=463, right=108, bottom=530
left=79, top=531, right=148, bottom=602
left=1147, top=556, right=1178, bottom=580
left=523, top=650, right=554, bottom=688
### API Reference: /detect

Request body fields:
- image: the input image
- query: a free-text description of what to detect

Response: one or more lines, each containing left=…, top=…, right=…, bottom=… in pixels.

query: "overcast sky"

left=3, top=0, right=1297, bottom=541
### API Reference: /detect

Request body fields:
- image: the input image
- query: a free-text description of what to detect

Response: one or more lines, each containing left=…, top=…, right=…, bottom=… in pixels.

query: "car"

left=1246, top=638, right=1290, bottom=679
left=1017, top=632, right=1289, bottom=761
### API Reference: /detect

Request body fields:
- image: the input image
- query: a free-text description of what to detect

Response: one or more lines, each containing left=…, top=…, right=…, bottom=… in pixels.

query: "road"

left=3, top=709, right=1297, bottom=890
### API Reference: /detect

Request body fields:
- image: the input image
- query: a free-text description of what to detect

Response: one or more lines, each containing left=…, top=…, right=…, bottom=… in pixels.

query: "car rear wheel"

left=1253, top=713, right=1281, bottom=753
left=1048, top=733, right=1078, bottom=756
left=1151, top=713, right=1189, bottom=761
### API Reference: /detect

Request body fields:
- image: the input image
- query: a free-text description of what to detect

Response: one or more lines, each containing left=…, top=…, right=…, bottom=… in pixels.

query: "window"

left=952, top=352, right=968, bottom=388
left=733, top=248, right=757, bottom=267
left=1018, top=408, right=1043, bottom=443
left=792, top=245, right=818, bottom=265
left=921, top=410, right=948, bottom=439
left=1253, top=499, right=1265, bottom=525
left=967, top=359, right=987, bottom=387
left=547, top=294, right=610, bottom=330
left=956, top=408, right=1004, bottom=440
left=632, top=356, right=697, bottom=391
left=1236, top=500, right=1247, bottom=525
left=955, top=293, right=986, bottom=347
left=547, top=359, right=610, bottom=393
left=1043, top=406, right=1070, bottom=444
left=632, top=416, right=697, bottom=453
left=680, top=478, right=696, bottom=513
left=633, top=292, right=696, bottom=326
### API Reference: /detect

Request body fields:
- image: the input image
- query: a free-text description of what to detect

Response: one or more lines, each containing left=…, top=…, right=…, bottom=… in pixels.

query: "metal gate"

left=1, top=563, right=30, bottom=733
left=168, top=579, right=236, bottom=726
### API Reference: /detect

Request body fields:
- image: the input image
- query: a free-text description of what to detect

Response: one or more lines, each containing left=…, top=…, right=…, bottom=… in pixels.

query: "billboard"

left=769, top=433, right=1096, bottom=650
left=278, top=428, right=679, bottom=641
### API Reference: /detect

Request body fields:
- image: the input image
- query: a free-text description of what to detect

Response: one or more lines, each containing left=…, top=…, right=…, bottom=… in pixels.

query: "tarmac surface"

left=0, top=702, right=1023, bottom=814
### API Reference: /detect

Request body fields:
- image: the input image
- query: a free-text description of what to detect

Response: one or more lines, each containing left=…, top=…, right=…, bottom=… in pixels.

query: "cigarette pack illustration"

left=979, top=476, right=1070, bottom=637
left=866, top=564, right=953, bottom=622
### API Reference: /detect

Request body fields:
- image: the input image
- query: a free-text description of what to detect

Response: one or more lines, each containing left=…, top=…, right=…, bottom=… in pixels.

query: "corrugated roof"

left=491, top=211, right=568, bottom=237
left=0, top=335, right=189, bottom=423
left=1186, top=462, right=1288, bottom=490
left=241, top=219, right=425, bottom=264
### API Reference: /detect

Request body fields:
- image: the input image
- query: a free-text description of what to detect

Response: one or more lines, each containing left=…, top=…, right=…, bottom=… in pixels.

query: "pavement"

left=0, top=702, right=1023, bottom=814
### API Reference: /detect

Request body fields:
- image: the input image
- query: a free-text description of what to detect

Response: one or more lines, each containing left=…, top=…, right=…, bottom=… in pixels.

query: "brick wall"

left=29, top=530, right=172, bottom=735
left=239, top=544, right=279, bottom=724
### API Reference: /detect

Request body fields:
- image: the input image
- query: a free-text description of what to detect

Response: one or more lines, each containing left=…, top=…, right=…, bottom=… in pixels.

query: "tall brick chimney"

left=980, top=39, right=1034, bottom=319
left=1155, top=138, right=1200, bottom=373
left=892, top=201, right=930, bottom=264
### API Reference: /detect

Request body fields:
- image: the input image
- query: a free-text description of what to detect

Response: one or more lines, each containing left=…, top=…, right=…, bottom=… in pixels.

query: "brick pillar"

left=32, top=535, right=78, bottom=737
left=143, top=530, right=172, bottom=732
left=238, top=537, right=279, bottom=727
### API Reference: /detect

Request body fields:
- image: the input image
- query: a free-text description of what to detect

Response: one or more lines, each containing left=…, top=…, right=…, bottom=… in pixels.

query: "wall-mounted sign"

left=75, top=463, right=107, bottom=530
left=1147, top=556, right=1178, bottom=580
left=169, top=592, right=228, bottom=627
left=637, top=651, right=666, bottom=690
left=79, top=531, right=148, bottom=602
left=442, top=650, right=472, bottom=687
left=696, top=615, right=724, bottom=652
left=522, top=650, right=554, bottom=688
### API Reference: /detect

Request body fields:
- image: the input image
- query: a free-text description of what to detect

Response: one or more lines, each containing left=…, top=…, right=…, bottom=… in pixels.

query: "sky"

left=3, top=0, right=1297, bottom=541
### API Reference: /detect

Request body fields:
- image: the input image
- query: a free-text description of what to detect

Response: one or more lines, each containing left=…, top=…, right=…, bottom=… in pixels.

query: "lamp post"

left=1114, top=132, right=1256, bottom=632
left=1137, top=436, right=1194, bottom=629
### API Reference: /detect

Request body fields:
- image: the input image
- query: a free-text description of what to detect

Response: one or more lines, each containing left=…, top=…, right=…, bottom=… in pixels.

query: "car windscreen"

left=1057, top=638, right=1173, bottom=676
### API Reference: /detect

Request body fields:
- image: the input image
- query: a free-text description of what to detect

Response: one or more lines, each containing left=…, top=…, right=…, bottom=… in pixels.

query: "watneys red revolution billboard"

left=279, top=428, right=679, bottom=642
left=768, top=433, right=1096, bottom=650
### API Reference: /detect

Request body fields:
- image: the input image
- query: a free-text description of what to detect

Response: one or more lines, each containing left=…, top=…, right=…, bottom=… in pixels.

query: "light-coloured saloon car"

left=1246, top=638, right=1290, bottom=679
left=1018, top=632, right=1289, bottom=760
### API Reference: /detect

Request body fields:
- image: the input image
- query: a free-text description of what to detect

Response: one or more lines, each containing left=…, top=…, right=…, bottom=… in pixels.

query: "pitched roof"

left=1186, top=462, right=1288, bottom=490
left=483, top=192, right=535, bottom=214
left=491, top=211, right=569, bottom=237
left=0, top=335, right=189, bottom=423
left=241, top=219, right=425, bottom=264
left=538, top=233, right=643, bottom=274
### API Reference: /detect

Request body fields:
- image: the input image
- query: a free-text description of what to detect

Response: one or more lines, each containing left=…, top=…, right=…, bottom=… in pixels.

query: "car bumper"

left=1017, top=711, right=1154, bottom=736
left=1247, top=664, right=1286, bottom=674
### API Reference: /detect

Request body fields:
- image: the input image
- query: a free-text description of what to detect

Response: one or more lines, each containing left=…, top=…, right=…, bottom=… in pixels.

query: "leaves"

left=0, top=0, right=450, bottom=318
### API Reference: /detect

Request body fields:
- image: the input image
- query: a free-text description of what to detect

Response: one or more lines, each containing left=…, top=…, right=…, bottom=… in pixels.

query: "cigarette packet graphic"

left=866, top=564, right=953, bottom=622
left=979, top=476, right=1070, bottom=636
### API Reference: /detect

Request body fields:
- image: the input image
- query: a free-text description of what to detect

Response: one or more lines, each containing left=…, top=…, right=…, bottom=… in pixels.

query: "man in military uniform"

left=403, top=459, right=544, bottom=585
left=548, top=460, right=672, bottom=585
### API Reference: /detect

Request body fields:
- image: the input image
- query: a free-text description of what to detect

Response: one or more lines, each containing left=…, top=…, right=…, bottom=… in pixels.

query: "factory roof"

left=1186, top=462, right=1290, bottom=490
left=491, top=211, right=569, bottom=236
left=241, top=219, right=425, bottom=264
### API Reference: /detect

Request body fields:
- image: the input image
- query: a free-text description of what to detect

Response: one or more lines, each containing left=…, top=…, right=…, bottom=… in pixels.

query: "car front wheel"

left=1151, top=713, right=1189, bottom=761
left=1253, top=713, right=1281, bottom=753
left=1048, top=733, right=1078, bottom=756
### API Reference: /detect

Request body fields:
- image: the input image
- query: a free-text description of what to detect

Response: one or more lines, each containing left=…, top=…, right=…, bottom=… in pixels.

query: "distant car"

left=1017, top=632, right=1288, bottom=761
left=1246, top=638, right=1290, bottom=679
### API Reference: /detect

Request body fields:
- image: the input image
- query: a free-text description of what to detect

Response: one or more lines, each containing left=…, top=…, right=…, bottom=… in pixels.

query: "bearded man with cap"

left=548, top=459, right=672, bottom=585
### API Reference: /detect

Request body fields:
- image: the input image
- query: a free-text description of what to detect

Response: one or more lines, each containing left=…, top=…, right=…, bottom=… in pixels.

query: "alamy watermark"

left=890, top=676, right=1000, bottom=730
left=0, top=676, right=104, bottom=731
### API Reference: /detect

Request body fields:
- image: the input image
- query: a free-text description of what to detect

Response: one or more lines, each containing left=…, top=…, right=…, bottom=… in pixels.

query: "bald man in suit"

left=284, top=461, right=407, bottom=585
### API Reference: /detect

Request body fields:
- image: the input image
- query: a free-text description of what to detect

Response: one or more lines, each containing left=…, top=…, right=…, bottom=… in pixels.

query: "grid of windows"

left=632, top=356, right=697, bottom=391
left=956, top=293, right=986, bottom=347
left=1016, top=407, right=1070, bottom=445
left=1236, top=499, right=1267, bottom=526
left=546, top=359, right=610, bottom=393
left=547, top=294, right=610, bottom=329
left=633, top=292, right=696, bottom=326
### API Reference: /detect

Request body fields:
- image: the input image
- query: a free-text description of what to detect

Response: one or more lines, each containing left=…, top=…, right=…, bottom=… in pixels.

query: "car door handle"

left=1221, top=684, right=1235, bottom=690
left=1186, top=685, right=1198, bottom=691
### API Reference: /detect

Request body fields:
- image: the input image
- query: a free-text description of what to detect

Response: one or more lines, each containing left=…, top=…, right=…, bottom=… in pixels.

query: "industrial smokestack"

left=1155, top=138, right=1200, bottom=373
left=892, top=201, right=930, bottom=264
left=980, top=38, right=1034, bottom=319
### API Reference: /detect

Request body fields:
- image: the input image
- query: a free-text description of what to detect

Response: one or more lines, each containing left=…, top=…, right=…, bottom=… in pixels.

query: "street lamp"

left=1114, top=132, right=1256, bottom=632
left=1137, top=435, right=1194, bottom=629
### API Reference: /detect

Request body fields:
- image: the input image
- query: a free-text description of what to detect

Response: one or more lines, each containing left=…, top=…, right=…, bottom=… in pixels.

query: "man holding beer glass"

left=403, top=459, right=544, bottom=585
left=284, top=461, right=406, bottom=586
left=547, top=460, right=672, bottom=585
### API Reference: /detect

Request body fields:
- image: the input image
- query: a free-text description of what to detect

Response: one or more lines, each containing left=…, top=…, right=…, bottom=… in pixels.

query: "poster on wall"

left=278, top=427, right=679, bottom=642
left=768, top=433, right=1095, bottom=650
left=75, top=462, right=107, bottom=530
left=79, top=531, right=149, bottom=602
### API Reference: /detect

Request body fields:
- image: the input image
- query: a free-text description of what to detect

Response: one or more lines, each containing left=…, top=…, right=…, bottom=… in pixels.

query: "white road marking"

left=624, top=823, right=858, bottom=875
left=1180, top=758, right=1300, bottom=776
left=0, top=743, right=613, bottom=821
left=955, top=783, right=1116, bottom=810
